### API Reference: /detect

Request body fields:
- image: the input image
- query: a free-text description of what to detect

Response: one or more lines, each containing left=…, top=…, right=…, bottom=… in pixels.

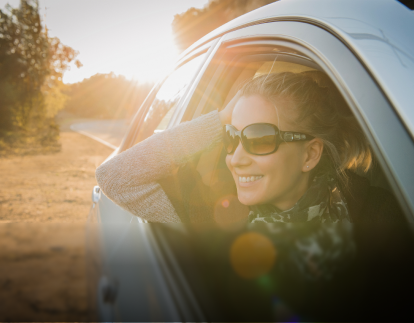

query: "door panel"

left=89, top=195, right=182, bottom=321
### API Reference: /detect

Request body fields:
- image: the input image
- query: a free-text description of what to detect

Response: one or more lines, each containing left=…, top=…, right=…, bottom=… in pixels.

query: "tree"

left=63, top=73, right=153, bottom=120
left=0, top=0, right=80, bottom=150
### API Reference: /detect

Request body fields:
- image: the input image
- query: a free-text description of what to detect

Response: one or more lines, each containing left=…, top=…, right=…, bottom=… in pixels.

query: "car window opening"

left=190, top=48, right=402, bottom=229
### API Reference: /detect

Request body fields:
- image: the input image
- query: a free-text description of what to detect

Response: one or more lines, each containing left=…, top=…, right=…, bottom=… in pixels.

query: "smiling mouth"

left=238, top=175, right=263, bottom=183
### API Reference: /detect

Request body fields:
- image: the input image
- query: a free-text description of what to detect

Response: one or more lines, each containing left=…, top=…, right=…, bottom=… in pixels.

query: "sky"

left=0, top=0, right=209, bottom=84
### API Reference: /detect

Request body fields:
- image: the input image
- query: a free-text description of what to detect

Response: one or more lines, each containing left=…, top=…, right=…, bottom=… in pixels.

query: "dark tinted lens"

left=223, top=126, right=238, bottom=154
left=242, top=124, right=278, bottom=155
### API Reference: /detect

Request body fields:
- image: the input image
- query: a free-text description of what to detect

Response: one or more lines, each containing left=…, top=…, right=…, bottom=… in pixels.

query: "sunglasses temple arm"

left=279, top=130, right=314, bottom=142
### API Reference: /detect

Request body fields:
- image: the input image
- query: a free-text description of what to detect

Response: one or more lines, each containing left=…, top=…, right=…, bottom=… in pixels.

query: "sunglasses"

left=223, top=123, right=314, bottom=156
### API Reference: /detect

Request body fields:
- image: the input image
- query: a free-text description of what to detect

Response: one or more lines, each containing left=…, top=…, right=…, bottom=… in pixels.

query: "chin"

left=237, top=193, right=260, bottom=206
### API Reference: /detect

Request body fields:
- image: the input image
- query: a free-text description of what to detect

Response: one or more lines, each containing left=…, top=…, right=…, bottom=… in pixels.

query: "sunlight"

left=119, top=32, right=180, bottom=83
left=61, top=21, right=182, bottom=84
left=0, top=0, right=210, bottom=84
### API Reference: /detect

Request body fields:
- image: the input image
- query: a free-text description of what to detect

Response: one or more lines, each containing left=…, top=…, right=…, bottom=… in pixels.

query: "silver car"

left=87, top=0, right=414, bottom=321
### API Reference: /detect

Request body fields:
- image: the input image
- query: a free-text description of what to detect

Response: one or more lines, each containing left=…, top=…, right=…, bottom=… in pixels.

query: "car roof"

left=181, top=0, right=414, bottom=139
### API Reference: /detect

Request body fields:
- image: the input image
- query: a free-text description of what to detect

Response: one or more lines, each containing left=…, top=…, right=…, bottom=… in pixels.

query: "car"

left=86, top=0, right=414, bottom=321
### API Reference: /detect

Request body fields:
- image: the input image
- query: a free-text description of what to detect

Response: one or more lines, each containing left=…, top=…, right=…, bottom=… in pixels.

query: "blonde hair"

left=240, top=72, right=372, bottom=186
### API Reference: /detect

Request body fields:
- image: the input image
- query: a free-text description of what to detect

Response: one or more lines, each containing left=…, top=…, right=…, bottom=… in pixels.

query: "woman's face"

left=225, top=95, right=311, bottom=210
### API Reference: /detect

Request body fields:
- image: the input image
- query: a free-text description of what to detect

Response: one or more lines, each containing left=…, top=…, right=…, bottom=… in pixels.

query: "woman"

left=96, top=72, right=403, bottom=224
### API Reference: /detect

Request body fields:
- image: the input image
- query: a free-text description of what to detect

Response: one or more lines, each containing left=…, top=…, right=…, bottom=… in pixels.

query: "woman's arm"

left=95, top=110, right=223, bottom=222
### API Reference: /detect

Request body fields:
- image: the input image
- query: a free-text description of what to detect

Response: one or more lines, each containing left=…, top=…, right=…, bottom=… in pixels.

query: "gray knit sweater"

left=95, top=111, right=223, bottom=223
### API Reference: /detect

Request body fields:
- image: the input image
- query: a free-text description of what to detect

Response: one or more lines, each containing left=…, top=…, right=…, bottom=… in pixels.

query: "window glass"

left=134, top=53, right=207, bottom=144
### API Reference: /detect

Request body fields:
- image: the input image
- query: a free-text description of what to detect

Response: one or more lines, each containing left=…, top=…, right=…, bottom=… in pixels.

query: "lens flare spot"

left=214, top=195, right=249, bottom=230
left=222, top=199, right=230, bottom=208
left=230, top=232, right=277, bottom=279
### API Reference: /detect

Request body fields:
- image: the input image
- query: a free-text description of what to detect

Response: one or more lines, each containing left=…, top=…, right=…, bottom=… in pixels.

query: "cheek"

left=253, top=155, right=281, bottom=176
left=258, top=148, right=302, bottom=180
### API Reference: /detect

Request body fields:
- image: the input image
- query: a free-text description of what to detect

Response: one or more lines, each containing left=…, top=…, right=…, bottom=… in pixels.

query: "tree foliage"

left=172, top=0, right=277, bottom=52
left=63, top=73, right=153, bottom=120
left=0, top=0, right=80, bottom=151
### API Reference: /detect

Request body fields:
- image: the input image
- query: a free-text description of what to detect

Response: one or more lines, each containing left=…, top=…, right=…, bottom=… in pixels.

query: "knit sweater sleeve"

left=95, top=110, right=223, bottom=222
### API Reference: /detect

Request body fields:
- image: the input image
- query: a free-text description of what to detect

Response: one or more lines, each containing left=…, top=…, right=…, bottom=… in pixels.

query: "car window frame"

left=187, top=21, right=414, bottom=221
left=118, top=39, right=219, bottom=153
left=169, top=37, right=222, bottom=126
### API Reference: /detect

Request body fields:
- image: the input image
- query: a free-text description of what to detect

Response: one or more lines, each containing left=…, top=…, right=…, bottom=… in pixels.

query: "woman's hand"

left=219, top=91, right=242, bottom=125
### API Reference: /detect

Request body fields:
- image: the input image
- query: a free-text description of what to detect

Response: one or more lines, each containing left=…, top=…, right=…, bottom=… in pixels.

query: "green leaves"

left=0, top=0, right=80, bottom=151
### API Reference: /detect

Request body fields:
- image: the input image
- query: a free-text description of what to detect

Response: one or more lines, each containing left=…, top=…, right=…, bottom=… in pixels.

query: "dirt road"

left=70, top=119, right=128, bottom=149
left=0, top=130, right=113, bottom=320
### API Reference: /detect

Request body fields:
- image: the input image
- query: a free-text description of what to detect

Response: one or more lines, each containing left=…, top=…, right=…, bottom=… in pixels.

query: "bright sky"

left=0, top=0, right=209, bottom=84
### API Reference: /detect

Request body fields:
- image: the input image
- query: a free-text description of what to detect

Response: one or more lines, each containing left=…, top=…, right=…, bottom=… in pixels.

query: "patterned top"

left=248, top=173, right=350, bottom=224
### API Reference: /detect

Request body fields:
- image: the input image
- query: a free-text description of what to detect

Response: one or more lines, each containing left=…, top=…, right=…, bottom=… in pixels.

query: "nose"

left=229, top=140, right=252, bottom=168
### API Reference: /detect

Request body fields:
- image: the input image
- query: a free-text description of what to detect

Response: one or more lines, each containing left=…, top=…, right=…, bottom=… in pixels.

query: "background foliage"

left=63, top=73, right=153, bottom=120
left=0, top=0, right=79, bottom=152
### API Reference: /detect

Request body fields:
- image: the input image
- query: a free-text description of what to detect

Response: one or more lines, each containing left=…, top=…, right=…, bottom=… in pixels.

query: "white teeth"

left=238, top=176, right=263, bottom=183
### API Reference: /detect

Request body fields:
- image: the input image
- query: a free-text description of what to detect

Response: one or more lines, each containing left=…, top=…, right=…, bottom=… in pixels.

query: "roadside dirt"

left=0, top=130, right=113, bottom=321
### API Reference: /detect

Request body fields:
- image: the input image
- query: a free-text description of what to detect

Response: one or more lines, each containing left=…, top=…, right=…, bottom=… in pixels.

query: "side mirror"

left=92, top=186, right=101, bottom=203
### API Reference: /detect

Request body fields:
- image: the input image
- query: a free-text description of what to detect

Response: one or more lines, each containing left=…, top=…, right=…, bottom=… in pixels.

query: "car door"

left=86, top=39, right=221, bottom=321
left=148, top=20, right=414, bottom=322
